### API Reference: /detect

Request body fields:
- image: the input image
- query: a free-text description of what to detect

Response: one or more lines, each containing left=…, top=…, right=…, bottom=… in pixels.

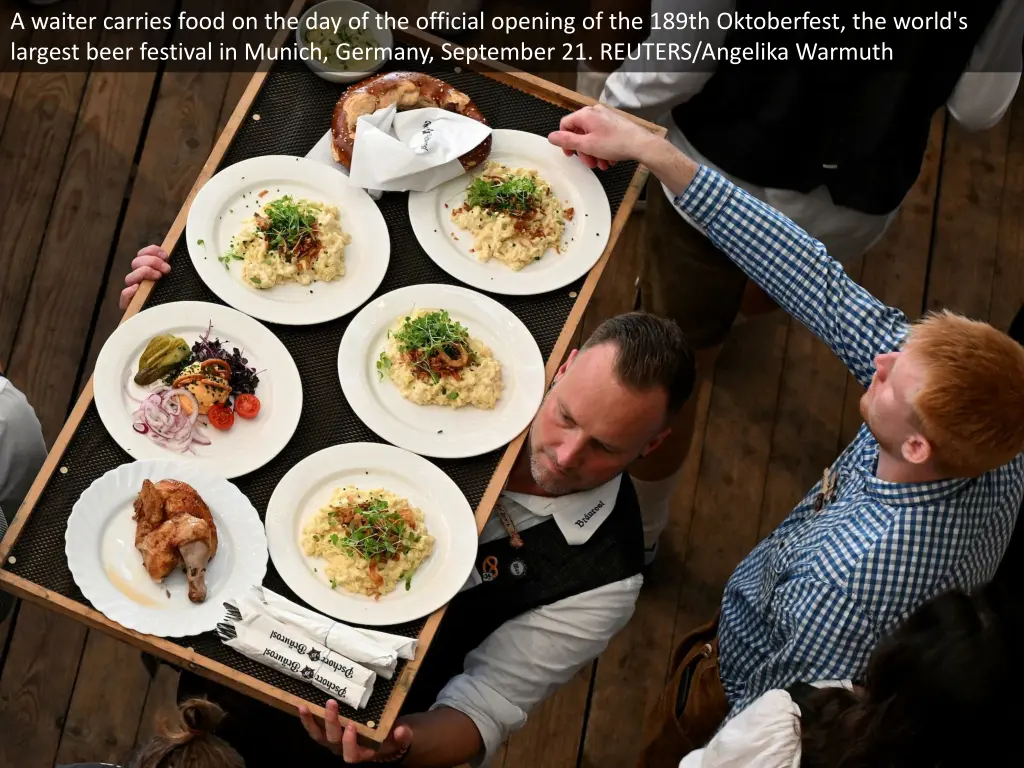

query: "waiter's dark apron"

left=176, top=477, right=645, bottom=767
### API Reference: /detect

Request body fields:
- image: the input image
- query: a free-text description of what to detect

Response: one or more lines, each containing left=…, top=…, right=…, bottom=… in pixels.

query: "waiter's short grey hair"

left=580, top=312, right=694, bottom=417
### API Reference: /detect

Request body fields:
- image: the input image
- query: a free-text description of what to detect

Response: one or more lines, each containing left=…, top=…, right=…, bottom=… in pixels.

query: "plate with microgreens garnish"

left=338, top=283, right=545, bottom=458
left=408, top=129, right=611, bottom=295
left=265, top=442, right=476, bottom=625
left=187, top=155, right=389, bottom=325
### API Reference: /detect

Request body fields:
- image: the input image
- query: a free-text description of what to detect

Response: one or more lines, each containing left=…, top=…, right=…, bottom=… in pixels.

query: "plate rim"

left=264, top=441, right=478, bottom=626
left=185, top=154, right=391, bottom=326
left=92, top=300, right=303, bottom=479
left=337, top=283, right=545, bottom=459
left=407, top=129, right=613, bottom=296
left=65, top=458, right=269, bottom=638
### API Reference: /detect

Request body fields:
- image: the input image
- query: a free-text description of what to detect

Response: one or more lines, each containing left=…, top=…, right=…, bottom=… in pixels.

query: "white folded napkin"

left=306, top=130, right=384, bottom=200
left=351, top=626, right=418, bottom=662
left=248, top=586, right=401, bottom=679
left=348, top=104, right=492, bottom=193
left=219, top=609, right=374, bottom=710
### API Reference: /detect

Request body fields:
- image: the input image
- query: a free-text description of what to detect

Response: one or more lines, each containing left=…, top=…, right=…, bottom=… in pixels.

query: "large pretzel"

left=331, top=71, right=492, bottom=170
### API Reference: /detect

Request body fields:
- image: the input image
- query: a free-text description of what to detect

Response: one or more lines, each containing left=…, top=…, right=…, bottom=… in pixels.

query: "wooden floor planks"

left=83, top=65, right=239, bottom=381
left=53, top=633, right=152, bottom=766
left=0, top=603, right=88, bottom=768
left=7, top=0, right=174, bottom=444
left=0, top=59, right=1022, bottom=768
left=0, top=0, right=109, bottom=371
left=927, top=114, right=1012, bottom=320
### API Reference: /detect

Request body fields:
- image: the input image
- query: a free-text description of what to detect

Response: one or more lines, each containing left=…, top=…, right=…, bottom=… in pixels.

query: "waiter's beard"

left=527, top=425, right=582, bottom=495
left=529, top=450, right=578, bottom=495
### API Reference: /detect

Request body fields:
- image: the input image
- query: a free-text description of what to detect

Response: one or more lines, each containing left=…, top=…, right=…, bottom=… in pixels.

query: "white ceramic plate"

left=408, top=129, right=612, bottom=295
left=265, top=442, right=477, bottom=626
left=93, top=301, right=302, bottom=479
left=338, top=284, right=545, bottom=458
left=186, top=155, right=390, bottom=325
left=66, top=459, right=268, bottom=637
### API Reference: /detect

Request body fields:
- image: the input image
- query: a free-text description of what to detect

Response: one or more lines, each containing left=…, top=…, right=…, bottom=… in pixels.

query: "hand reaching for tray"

left=547, top=104, right=651, bottom=170
left=120, top=245, right=171, bottom=310
left=549, top=104, right=701, bottom=197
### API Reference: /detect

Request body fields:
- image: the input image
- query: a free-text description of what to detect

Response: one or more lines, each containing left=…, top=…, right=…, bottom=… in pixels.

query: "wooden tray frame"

left=0, top=0, right=664, bottom=747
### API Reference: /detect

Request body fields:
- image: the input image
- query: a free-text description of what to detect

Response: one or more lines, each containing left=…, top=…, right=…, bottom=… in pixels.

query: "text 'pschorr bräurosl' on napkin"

left=218, top=595, right=374, bottom=710
left=252, top=586, right=417, bottom=679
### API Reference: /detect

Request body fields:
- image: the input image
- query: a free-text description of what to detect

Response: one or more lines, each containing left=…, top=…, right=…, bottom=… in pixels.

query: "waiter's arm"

left=429, top=574, right=642, bottom=766
left=548, top=107, right=911, bottom=387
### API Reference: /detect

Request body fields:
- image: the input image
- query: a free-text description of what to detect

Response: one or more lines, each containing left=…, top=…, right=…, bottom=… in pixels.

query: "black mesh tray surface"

left=4, top=58, right=637, bottom=725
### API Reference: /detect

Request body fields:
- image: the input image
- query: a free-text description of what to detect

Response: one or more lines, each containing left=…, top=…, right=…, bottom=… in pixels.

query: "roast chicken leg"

left=131, top=478, right=218, bottom=603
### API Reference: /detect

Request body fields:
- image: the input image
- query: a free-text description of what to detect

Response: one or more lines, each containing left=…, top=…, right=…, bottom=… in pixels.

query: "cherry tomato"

left=234, top=394, right=261, bottom=419
left=208, top=403, right=234, bottom=430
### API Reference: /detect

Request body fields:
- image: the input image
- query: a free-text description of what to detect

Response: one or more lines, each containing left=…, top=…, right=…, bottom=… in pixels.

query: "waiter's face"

left=527, top=343, right=672, bottom=495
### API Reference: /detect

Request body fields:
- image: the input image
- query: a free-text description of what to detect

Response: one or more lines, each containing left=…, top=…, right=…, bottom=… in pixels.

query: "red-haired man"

left=548, top=104, right=1024, bottom=766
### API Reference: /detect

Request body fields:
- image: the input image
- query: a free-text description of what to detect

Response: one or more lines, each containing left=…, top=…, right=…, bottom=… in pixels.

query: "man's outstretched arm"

left=548, top=106, right=911, bottom=387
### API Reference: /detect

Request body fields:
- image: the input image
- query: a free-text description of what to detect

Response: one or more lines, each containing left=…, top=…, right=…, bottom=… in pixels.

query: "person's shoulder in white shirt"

left=0, top=375, right=47, bottom=521
left=679, top=681, right=852, bottom=768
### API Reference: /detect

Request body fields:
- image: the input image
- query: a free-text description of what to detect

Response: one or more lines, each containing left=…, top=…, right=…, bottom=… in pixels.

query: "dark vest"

left=402, top=474, right=645, bottom=712
left=672, top=0, right=1002, bottom=215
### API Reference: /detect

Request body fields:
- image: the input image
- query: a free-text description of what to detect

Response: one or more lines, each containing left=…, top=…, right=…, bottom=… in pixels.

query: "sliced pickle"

left=134, top=335, right=191, bottom=386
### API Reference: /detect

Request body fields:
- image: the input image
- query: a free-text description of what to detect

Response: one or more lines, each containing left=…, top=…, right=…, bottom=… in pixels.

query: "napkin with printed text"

left=218, top=586, right=419, bottom=709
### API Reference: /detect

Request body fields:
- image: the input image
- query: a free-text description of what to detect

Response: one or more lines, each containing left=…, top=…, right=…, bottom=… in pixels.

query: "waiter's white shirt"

left=679, top=681, right=854, bottom=767
left=430, top=475, right=643, bottom=767
left=599, top=0, right=1024, bottom=263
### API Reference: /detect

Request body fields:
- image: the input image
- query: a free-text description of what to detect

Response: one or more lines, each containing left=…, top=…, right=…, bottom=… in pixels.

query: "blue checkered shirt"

left=673, top=166, right=1024, bottom=718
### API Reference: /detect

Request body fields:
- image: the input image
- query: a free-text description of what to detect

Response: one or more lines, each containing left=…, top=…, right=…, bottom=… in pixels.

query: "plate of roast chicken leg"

left=66, top=459, right=267, bottom=637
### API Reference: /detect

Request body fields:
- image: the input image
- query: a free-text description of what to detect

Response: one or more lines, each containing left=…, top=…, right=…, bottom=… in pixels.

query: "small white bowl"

left=296, top=0, right=393, bottom=84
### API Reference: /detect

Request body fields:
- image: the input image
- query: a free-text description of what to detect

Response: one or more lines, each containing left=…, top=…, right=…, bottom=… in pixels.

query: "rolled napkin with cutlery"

left=346, top=103, right=492, bottom=193
left=219, top=597, right=375, bottom=710
left=246, top=586, right=403, bottom=679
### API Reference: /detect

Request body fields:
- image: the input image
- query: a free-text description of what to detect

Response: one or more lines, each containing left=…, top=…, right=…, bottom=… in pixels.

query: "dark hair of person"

left=790, top=582, right=1024, bottom=767
left=129, top=698, right=244, bottom=768
left=581, top=312, right=695, bottom=417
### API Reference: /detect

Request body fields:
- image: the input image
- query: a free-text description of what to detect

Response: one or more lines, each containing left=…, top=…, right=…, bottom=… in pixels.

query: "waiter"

left=122, top=250, right=695, bottom=767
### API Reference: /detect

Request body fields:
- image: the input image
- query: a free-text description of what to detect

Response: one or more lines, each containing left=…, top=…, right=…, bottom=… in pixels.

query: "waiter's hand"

left=300, top=700, right=413, bottom=763
left=548, top=104, right=657, bottom=170
left=120, top=244, right=171, bottom=310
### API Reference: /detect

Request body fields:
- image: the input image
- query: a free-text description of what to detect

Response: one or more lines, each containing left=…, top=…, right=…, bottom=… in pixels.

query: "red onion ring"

left=132, top=387, right=207, bottom=453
